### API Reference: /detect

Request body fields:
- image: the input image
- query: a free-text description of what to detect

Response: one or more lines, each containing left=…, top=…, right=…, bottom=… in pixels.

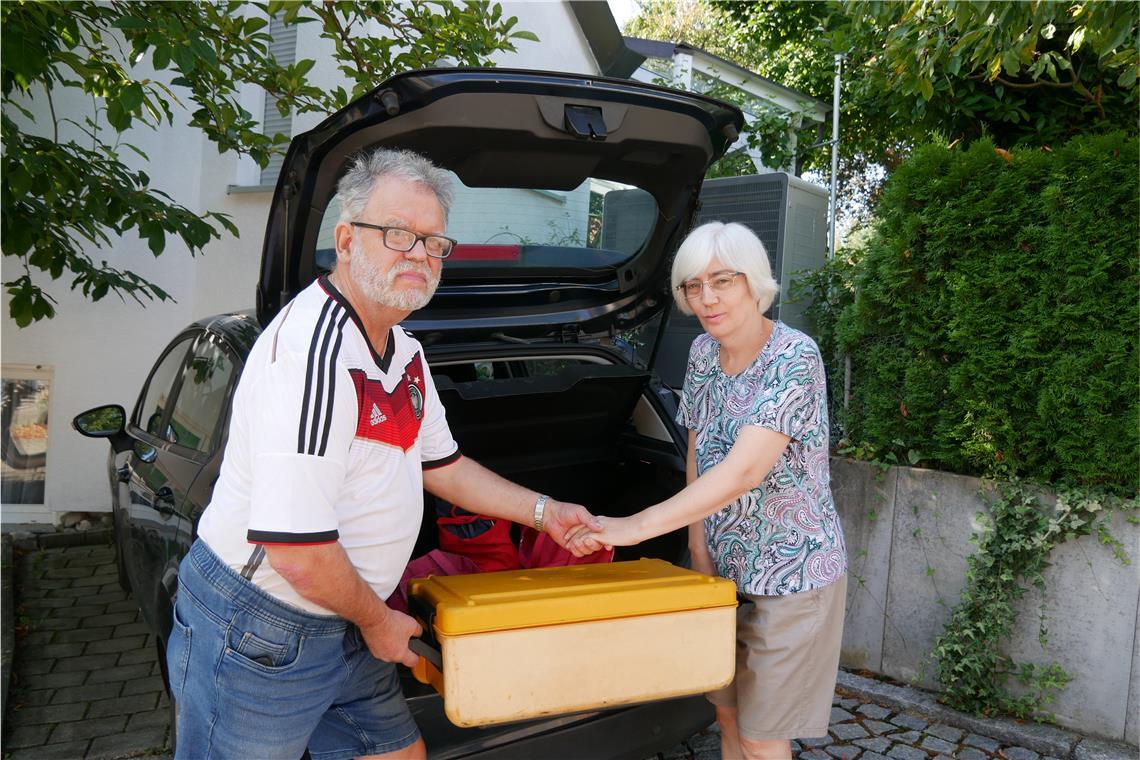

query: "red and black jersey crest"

left=349, top=353, right=426, bottom=451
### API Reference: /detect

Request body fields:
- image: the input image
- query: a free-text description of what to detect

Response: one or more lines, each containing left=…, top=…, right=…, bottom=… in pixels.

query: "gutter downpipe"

left=829, top=53, right=842, bottom=261
left=829, top=53, right=853, bottom=413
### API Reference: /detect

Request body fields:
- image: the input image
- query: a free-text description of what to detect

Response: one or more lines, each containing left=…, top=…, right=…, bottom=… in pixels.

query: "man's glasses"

left=351, top=222, right=457, bottom=259
left=676, top=271, right=745, bottom=300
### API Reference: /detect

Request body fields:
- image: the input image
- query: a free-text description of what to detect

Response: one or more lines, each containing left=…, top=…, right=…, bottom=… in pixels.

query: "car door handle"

left=154, top=486, right=176, bottom=516
left=116, top=464, right=131, bottom=483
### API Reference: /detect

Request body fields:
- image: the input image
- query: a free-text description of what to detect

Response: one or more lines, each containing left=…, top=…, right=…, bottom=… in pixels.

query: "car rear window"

left=315, top=175, right=657, bottom=272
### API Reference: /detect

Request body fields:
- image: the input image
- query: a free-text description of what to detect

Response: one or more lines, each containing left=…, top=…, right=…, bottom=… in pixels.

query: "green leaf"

left=120, top=82, right=144, bottom=112
left=294, top=58, right=316, bottom=77
left=111, top=16, right=148, bottom=31
left=105, top=99, right=130, bottom=130
left=1117, top=65, right=1138, bottom=89
left=152, top=44, right=171, bottom=70
left=188, top=37, right=216, bottom=65
left=511, top=30, right=540, bottom=42
left=1001, top=49, right=1020, bottom=76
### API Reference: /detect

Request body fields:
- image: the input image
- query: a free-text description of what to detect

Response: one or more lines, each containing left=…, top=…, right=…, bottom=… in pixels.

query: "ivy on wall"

left=931, top=481, right=1137, bottom=718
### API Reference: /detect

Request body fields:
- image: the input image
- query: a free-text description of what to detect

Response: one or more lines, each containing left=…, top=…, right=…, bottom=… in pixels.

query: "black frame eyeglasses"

left=676, top=271, right=745, bottom=300
left=350, top=222, right=458, bottom=259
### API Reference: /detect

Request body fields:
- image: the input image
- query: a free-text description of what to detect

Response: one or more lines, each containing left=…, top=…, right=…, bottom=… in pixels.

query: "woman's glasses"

left=677, top=271, right=744, bottom=300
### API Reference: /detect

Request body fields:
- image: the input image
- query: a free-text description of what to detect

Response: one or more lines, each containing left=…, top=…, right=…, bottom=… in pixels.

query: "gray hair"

left=336, top=147, right=454, bottom=224
left=670, top=221, right=780, bottom=315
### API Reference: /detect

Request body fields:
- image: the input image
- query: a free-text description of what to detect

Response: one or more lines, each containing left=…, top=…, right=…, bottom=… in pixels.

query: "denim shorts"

left=167, top=540, right=421, bottom=760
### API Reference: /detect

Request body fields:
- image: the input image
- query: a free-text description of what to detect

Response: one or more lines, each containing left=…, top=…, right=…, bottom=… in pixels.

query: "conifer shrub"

left=836, top=132, right=1138, bottom=494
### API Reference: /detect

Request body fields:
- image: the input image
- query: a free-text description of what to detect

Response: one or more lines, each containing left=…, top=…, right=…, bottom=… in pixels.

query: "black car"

left=73, top=68, right=743, bottom=758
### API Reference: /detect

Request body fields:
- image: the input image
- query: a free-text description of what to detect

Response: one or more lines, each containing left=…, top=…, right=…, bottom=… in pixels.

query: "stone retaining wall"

left=831, top=458, right=1139, bottom=745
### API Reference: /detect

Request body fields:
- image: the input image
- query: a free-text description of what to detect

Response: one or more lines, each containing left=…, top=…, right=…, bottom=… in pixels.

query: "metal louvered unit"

left=260, top=14, right=297, bottom=187
left=600, top=188, right=657, bottom=253
left=654, top=172, right=829, bottom=388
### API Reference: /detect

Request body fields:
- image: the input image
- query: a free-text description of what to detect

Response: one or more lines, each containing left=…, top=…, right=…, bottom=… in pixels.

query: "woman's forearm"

left=632, top=425, right=791, bottom=542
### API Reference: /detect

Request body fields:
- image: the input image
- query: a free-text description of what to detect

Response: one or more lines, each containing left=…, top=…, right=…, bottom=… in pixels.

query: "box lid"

left=408, top=558, right=737, bottom=636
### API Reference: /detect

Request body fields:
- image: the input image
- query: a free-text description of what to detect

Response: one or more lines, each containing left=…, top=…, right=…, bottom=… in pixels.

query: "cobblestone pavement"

left=3, top=540, right=1136, bottom=760
left=4, top=543, right=170, bottom=759
left=655, top=697, right=1133, bottom=760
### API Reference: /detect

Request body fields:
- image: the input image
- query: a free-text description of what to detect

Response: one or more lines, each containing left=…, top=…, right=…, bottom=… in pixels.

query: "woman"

left=569, top=221, right=847, bottom=760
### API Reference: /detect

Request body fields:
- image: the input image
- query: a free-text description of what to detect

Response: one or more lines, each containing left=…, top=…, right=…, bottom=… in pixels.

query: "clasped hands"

left=534, top=498, right=645, bottom=556
left=563, top=513, right=644, bottom=555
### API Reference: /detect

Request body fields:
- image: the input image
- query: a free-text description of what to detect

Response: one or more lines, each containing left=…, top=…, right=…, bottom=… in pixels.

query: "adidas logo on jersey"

left=370, top=403, right=387, bottom=426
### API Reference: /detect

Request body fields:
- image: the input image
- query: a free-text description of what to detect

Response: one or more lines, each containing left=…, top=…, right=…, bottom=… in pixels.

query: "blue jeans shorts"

left=167, top=540, right=421, bottom=760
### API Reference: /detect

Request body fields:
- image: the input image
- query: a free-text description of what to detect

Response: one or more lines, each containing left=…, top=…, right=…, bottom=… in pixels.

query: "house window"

left=260, top=13, right=297, bottom=187
left=1, top=366, right=52, bottom=505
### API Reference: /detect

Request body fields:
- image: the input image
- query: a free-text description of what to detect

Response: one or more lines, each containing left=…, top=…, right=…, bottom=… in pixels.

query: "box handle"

left=409, top=637, right=443, bottom=671
left=407, top=594, right=443, bottom=673
left=408, top=593, right=439, bottom=647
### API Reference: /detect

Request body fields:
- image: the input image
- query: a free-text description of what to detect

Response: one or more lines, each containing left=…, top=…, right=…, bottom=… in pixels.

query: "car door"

left=152, top=332, right=239, bottom=641
left=121, top=333, right=196, bottom=630
left=122, top=331, right=236, bottom=631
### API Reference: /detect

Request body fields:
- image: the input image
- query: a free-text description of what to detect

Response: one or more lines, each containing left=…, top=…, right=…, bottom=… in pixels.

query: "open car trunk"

left=414, top=358, right=689, bottom=564
left=399, top=350, right=708, bottom=757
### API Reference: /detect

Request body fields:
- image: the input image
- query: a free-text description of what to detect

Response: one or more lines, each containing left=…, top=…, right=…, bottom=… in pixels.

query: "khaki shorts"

left=707, top=575, right=847, bottom=740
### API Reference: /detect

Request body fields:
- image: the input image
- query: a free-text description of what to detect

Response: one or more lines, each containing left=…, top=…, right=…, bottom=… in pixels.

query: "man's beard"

left=348, top=239, right=440, bottom=311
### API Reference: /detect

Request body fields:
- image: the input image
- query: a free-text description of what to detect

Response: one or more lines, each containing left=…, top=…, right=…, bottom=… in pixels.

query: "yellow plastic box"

left=408, top=558, right=737, bottom=727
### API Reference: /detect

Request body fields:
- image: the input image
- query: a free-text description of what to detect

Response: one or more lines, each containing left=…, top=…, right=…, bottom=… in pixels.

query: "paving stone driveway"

left=4, top=543, right=170, bottom=759
left=3, top=540, right=1134, bottom=760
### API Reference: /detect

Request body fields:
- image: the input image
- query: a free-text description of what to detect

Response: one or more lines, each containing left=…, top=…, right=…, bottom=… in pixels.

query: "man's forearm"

left=265, top=542, right=389, bottom=627
left=265, top=541, right=422, bottom=667
left=423, top=456, right=538, bottom=525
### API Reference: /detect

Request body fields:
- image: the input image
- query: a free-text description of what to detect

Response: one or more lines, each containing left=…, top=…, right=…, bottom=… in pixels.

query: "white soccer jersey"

left=198, top=276, right=460, bottom=614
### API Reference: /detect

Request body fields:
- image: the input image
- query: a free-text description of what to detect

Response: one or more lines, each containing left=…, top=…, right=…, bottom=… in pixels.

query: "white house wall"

left=449, top=186, right=592, bottom=247
left=2, top=53, right=207, bottom=522
left=0, top=2, right=601, bottom=523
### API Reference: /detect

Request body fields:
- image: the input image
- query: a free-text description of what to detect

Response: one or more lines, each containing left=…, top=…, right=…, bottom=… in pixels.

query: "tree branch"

left=45, top=84, right=59, bottom=144
left=993, top=75, right=1074, bottom=90
left=322, top=2, right=369, bottom=78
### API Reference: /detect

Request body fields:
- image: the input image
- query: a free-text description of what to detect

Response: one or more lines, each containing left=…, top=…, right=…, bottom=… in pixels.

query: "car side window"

left=167, top=337, right=235, bottom=454
left=136, top=336, right=195, bottom=439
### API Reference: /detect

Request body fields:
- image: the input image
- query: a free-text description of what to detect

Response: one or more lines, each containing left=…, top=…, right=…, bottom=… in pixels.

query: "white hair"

left=336, top=147, right=453, bottom=224
left=670, top=221, right=780, bottom=315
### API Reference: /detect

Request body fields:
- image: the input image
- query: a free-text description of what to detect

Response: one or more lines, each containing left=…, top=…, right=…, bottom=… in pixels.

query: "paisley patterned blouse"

left=676, top=321, right=847, bottom=596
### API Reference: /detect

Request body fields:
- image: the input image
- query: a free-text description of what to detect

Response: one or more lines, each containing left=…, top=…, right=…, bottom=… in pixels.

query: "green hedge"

left=835, top=132, right=1138, bottom=494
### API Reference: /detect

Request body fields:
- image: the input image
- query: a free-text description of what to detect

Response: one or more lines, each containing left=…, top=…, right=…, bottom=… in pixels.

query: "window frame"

left=129, top=330, right=242, bottom=462
left=0, top=363, right=54, bottom=509
left=165, top=333, right=240, bottom=458
left=129, top=332, right=198, bottom=448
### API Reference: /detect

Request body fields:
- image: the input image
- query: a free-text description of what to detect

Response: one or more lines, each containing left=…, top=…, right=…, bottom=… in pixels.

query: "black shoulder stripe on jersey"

left=305, top=302, right=345, bottom=456
left=298, top=298, right=338, bottom=455
left=298, top=298, right=333, bottom=453
left=317, top=310, right=351, bottom=457
left=306, top=303, right=338, bottom=455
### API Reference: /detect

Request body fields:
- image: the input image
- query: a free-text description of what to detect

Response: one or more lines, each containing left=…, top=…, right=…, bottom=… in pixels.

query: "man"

left=167, top=148, right=602, bottom=760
